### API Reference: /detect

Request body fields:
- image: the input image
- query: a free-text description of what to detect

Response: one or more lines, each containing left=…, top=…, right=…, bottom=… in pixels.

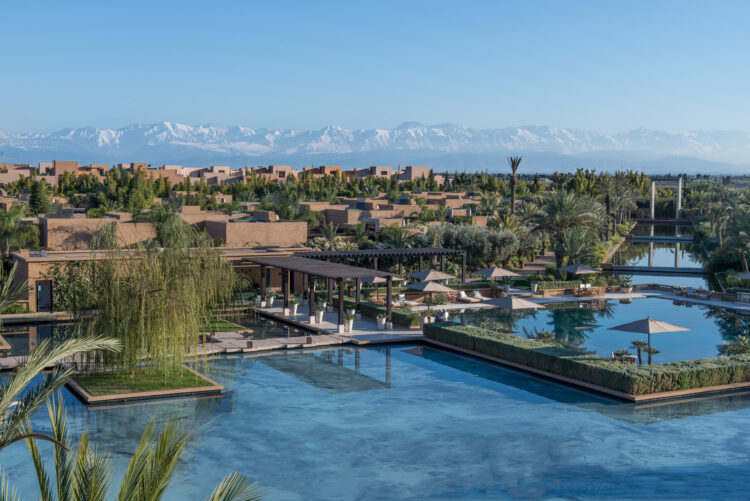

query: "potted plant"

left=377, top=312, right=386, bottom=330
left=345, top=313, right=355, bottom=332
left=290, top=295, right=299, bottom=315
left=419, top=310, right=429, bottom=328
left=315, top=305, right=325, bottom=323
left=425, top=309, right=436, bottom=324
left=528, top=276, right=539, bottom=293
left=266, top=288, right=276, bottom=306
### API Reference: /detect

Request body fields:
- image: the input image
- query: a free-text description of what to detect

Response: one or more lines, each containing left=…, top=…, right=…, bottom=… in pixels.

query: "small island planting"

left=65, top=214, right=236, bottom=401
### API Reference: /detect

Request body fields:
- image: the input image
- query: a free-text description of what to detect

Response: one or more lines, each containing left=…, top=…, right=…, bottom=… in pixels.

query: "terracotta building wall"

left=204, top=221, right=307, bottom=247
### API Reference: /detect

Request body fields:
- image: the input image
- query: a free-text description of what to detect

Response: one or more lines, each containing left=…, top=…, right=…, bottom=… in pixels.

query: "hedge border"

left=423, top=323, right=750, bottom=396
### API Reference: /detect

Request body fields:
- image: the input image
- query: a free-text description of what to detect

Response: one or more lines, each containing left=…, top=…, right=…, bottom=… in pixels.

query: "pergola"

left=303, top=248, right=467, bottom=282
left=244, top=255, right=399, bottom=329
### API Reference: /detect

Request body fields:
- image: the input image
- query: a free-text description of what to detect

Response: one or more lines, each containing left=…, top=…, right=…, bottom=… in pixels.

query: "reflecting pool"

left=3, top=345, right=750, bottom=499
left=611, top=242, right=704, bottom=269
left=458, top=297, right=750, bottom=362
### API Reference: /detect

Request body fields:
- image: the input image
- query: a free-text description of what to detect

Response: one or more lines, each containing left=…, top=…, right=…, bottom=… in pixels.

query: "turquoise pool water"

left=3, top=345, right=750, bottom=499
left=459, top=297, right=750, bottom=362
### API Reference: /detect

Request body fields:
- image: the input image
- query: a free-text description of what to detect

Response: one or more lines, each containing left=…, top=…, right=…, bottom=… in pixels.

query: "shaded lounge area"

left=244, top=255, right=400, bottom=331
left=304, top=247, right=467, bottom=282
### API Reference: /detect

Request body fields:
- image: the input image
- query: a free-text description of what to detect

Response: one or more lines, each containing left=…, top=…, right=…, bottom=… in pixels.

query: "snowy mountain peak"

left=0, top=122, right=749, bottom=173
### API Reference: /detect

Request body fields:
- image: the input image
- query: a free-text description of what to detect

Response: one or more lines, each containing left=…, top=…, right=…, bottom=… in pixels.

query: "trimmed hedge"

left=536, top=280, right=581, bottom=290
left=423, top=323, right=750, bottom=396
left=359, top=301, right=420, bottom=327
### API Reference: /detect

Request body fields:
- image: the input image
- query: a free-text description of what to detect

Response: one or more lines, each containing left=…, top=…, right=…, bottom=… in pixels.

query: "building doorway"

left=37, top=280, right=52, bottom=312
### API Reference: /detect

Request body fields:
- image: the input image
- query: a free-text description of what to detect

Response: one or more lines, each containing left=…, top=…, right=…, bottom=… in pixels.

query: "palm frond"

left=22, top=421, right=53, bottom=501
left=72, top=432, right=111, bottom=501
left=0, top=468, right=20, bottom=501
left=0, top=337, right=121, bottom=451
left=205, top=473, right=264, bottom=501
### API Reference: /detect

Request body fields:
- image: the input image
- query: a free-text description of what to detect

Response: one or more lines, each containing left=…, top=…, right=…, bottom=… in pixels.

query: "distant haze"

left=1, top=122, right=749, bottom=174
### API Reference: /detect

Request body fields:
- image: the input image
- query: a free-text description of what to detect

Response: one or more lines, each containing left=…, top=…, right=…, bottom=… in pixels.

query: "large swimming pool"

left=458, top=297, right=750, bottom=362
left=2, top=345, right=750, bottom=499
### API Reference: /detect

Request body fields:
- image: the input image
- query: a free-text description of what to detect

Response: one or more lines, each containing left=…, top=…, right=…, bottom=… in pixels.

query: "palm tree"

left=319, top=221, right=339, bottom=251
left=18, top=398, right=263, bottom=501
left=643, top=346, right=660, bottom=365
left=0, top=337, right=121, bottom=453
left=530, top=191, right=605, bottom=270
left=0, top=263, right=28, bottom=326
left=381, top=224, right=416, bottom=249
left=559, top=227, right=595, bottom=265
left=0, top=204, right=39, bottom=257
left=631, top=339, right=648, bottom=365
left=596, top=175, right=615, bottom=239
left=507, top=156, right=522, bottom=215
left=718, top=335, right=750, bottom=356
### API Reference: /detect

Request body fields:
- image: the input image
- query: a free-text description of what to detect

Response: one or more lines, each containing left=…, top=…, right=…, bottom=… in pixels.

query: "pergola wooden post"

left=419, top=256, right=424, bottom=271
left=386, top=276, right=393, bottom=325
left=282, top=269, right=290, bottom=312
left=373, top=257, right=378, bottom=270
left=337, top=278, right=345, bottom=329
left=327, top=278, right=333, bottom=306
left=461, top=252, right=466, bottom=283
left=260, top=265, right=266, bottom=302
left=355, top=278, right=361, bottom=311
left=441, top=255, right=446, bottom=272
left=308, top=276, right=316, bottom=322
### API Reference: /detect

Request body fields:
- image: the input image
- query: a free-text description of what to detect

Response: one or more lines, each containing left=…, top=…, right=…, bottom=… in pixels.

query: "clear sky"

left=1, top=0, right=748, bottom=134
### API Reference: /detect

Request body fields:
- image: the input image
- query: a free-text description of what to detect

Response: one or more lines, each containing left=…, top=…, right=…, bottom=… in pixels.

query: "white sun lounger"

left=457, top=291, right=480, bottom=303
left=398, top=293, right=420, bottom=307
left=472, top=290, right=492, bottom=301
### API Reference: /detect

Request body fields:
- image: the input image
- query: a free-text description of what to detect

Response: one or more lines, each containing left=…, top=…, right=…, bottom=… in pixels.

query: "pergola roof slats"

left=303, top=248, right=463, bottom=260
left=244, top=255, right=398, bottom=280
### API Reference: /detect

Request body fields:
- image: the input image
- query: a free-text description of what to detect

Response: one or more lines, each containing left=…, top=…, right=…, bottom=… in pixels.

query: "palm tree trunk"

left=741, top=251, right=749, bottom=273
left=637, top=347, right=642, bottom=366
left=510, top=178, right=516, bottom=215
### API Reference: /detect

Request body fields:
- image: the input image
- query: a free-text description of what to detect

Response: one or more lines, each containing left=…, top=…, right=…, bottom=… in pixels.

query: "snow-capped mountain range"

left=1, top=122, right=749, bottom=173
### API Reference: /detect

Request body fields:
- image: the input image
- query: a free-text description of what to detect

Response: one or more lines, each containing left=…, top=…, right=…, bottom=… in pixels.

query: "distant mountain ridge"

left=1, top=122, right=749, bottom=173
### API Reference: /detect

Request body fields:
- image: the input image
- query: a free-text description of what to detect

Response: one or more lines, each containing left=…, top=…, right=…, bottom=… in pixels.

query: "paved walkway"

left=512, top=251, right=556, bottom=277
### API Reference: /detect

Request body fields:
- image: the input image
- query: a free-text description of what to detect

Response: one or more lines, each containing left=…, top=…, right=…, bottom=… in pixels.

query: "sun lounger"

left=457, top=291, right=480, bottom=303
left=398, top=293, right=421, bottom=307
left=472, top=290, right=492, bottom=301
left=438, top=311, right=450, bottom=321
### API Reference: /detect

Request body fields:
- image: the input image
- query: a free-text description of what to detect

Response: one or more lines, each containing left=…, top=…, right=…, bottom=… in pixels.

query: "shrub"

left=536, top=280, right=581, bottom=290
left=423, top=323, right=750, bottom=396
left=359, top=301, right=419, bottom=327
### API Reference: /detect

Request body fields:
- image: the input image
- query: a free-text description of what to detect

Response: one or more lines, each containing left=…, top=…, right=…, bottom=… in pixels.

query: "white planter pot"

left=377, top=317, right=386, bottom=329
left=291, top=304, right=298, bottom=315
left=531, top=284, right=539, bottom=293
left=321, top=302, right=327, bottom=310
left=345, top=319, right=354, bottom=332
left=260, top=300, right=267, bottom=308
left=346, top=309, right=356, bottom=316
left=315, top=311, right=324, bottom=323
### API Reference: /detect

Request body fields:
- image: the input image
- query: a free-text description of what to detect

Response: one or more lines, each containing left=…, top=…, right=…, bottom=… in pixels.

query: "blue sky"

left=1, top=0, right=748, bottom=133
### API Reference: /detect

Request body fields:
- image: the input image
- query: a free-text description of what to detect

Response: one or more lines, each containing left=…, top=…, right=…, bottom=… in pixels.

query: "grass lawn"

left=203, top=318, right=244, bottom=331
left=73, top=366, right=215, bottom=396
